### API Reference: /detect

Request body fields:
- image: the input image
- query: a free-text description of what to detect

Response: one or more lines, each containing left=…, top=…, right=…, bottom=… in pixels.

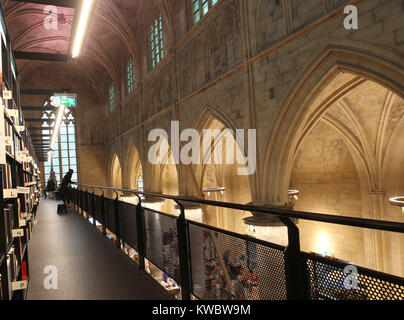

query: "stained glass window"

left=192, top=0, right=218, bottom=24
left=127, top=57, right=135, bottom=94
left=151, top=14, right=164, bottom=69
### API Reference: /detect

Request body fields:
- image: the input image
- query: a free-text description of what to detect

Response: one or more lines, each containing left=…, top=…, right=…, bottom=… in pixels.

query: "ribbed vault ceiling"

left=1, top=0, right=175, bottom=97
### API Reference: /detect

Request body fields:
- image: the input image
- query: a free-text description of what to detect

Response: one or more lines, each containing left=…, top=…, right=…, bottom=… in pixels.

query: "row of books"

left=2, top=161, right=39, bottom=191
left=2, top=162, right=13, bottom=190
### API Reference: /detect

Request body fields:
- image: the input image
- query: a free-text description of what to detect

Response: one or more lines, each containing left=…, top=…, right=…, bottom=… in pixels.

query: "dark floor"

left=27, top=199, right=167, bottom=300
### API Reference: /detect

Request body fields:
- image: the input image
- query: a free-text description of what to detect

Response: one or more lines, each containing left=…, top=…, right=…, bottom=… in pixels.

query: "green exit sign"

left=59, top=97, right=76, bottom=107
left=54, top=93, right=77, bottom=107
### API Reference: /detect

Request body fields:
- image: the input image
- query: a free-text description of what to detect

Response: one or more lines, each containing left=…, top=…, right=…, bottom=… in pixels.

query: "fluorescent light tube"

left=72, top=0, right=95, bottom=58
left=50, top=105, right=65, bottom=150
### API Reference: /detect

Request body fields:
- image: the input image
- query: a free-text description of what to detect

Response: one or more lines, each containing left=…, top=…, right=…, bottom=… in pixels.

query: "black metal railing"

left=70, top=184, right=404, bottom=301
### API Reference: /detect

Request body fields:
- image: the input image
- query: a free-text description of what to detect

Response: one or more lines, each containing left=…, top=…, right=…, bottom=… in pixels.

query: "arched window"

left=109, top=83, right=115, bottom=112
left=127, top=57, right=135, bottom=94
left=150, top=14, right=163, bottom=69
left=43, top=99, right=77, bottom=185
left=137, top=174, right=144, bottom=192
left=192, top=0, right=219, bottom=24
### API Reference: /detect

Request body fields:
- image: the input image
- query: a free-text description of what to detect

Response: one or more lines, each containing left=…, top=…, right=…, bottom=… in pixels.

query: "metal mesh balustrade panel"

left=305, top=253, right=404, bottom=300
left=118, top=201, right=138, bottom=250
left=78, top=190, right=83, bottom=209
left=83, top=191, right=89, bottom=212
left=104, top=198, right=117, bottom=233
left=142, top=208, right=180, bottom=283
left=188, top=223, right=287, bottom=300
left=94, top=195, right=103, bottom=222
left=87, top=194, right=93, bottom=217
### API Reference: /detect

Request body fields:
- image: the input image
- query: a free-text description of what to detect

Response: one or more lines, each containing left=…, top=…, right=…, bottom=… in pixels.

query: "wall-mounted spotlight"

left=202, top=187, right=225, bottom=197
left=389, top=197, right=404, bottom=214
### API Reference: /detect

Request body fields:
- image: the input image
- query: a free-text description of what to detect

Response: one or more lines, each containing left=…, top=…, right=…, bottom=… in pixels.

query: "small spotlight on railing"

left=202, top=187, right=225, bottom=196
left=390, top=197, right=404, bottom=214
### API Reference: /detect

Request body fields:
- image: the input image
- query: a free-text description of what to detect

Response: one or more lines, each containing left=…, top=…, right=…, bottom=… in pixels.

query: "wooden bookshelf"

left=0, top=2, right=40, bottom=300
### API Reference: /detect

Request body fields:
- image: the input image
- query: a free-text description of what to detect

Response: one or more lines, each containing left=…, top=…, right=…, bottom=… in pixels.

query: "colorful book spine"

left=21, top=261, right=27, bottom=281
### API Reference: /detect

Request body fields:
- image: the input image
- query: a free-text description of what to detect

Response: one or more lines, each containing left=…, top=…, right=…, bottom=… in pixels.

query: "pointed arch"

left=108, top=152, right=122, bottom=190
left=124, top=142, right=144, bottom=190
left=263, top=45, right=404, bottom=202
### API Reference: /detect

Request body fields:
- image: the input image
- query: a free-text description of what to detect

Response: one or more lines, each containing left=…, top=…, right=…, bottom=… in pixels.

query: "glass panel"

left=61, top=142, right=68, bottom=150
left=61, top=150, right=69, bottom=158
left=60, top=126, right=67, bottom=135
left=62, top=157, right=69, bottom=166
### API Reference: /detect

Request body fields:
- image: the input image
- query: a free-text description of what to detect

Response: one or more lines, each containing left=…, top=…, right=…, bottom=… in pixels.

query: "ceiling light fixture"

left=49, top=104, right=66, bottom=155
left=72, top=0, right=95, bottom=58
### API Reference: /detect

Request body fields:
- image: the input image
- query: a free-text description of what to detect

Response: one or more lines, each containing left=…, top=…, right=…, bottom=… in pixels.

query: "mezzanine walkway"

left=27, top=199, right=168, bottom=300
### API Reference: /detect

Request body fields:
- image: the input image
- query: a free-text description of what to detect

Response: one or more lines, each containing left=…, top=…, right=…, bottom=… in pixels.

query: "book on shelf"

left=3, top=204, right=14, bottom=248
left=21, top=261, right=27, bottom=281
left=2, top=162, right=13, bottom=190
left=4, top=118, right=14, bottom=156
left=7, top=245, right=18, bottom=285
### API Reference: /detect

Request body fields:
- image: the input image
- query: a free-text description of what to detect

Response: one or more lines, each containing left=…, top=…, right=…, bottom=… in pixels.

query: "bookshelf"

left=0, top=3, right=40, bottom=300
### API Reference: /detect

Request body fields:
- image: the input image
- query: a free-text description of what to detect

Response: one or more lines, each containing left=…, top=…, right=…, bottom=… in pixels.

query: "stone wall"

left=95, top=0, right=404, bottom=276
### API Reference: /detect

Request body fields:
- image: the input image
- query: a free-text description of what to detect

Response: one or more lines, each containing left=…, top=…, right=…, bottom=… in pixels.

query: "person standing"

left=60, top=169, right=74, bottom=206
left=46, top=171, right=57, bottom=200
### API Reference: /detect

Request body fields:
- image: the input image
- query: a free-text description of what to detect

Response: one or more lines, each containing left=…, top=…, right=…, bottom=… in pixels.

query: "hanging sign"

left=17, top=186, right=30, bottom=194
left=4, top=189, right=18, bottom=198
left=54, top=93, right=77, bottom=107
left=12, top=228, right=24, bottom=237
left=12, top=280, right=28, bottom=291
left=2, top=90, right=12, bottom=100
left=19, top=219, right=26, bottom=227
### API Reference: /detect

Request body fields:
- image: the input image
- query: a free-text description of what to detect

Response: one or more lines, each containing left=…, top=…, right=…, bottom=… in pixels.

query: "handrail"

left=72, top=183, right=404, bottom=234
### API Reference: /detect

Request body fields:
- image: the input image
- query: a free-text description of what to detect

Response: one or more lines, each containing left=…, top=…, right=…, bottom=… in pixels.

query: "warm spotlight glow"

left=72, top=0, right=95, bottom=58
left=316, top=232, right=332, bottom=256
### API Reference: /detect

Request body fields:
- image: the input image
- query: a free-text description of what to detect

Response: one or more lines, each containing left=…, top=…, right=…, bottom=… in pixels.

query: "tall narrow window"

left=137, top=174, right=144, bottom=192
left=109, top=83, right=115, bottom=112
left=150, top=14, right=163, bottom=69
left=43, top=100, right=77, bottom=185
left=192, top=0, right=219, bottom=24
left=127, top=57, right=135, bottom=94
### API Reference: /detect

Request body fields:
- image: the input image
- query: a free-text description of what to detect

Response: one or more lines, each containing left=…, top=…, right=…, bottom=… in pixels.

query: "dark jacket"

left=46, top=178, right=56, bottom=191
left=60, top=171, right=73, bottom=192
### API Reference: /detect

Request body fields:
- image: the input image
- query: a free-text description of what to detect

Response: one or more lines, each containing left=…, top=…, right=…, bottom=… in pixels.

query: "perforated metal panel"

left=83, top=191, right=89, bottom=212
left=104, top=198, right=117, bottom=233
left=305, top=254, right=404, bottom=300
left=118, top=202, right=138, bottom=250
left=188, top=223, right=287, bottom=300
left=87, top=193, right=93, bottom=217
left=142, top=208, right=180, bottom=282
